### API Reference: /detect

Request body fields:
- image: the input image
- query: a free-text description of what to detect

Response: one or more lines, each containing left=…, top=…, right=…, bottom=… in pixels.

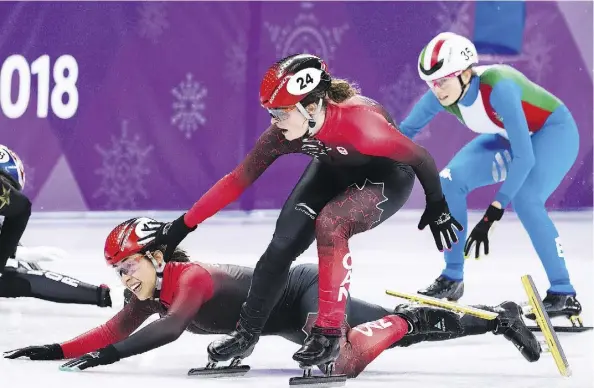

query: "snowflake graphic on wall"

left=137, top=3, right=169, bottom=43
left=265, top=1, right=349, bottom=60
left=434, top=2, right=472, bottom=37
left=94, top=121, right=154, bottom=209
left=379, top=64, right=430, bottom=140
left=224, top=35, right=247, bottom=91
left=171, top=73, right=208, bottom=139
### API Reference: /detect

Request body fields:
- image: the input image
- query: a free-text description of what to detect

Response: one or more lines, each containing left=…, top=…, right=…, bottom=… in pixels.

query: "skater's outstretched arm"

left=108, top=265, right=213, bottom=358
left=138, top=125, right=299, bottom=260
left=3, top=296, right=155, bottom=360
left=398, top=90, right=444, bottom=139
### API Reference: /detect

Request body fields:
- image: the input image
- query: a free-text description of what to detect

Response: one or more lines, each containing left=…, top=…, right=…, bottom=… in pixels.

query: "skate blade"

left=187, top=364, right=250, bottom=378
left=385, top=289, right=498, bottom=320
left=521, top=275, right=571, bottom=377
left=289, top=374, right=347, bottom=387
left=528, top=325, right=592, bottom=333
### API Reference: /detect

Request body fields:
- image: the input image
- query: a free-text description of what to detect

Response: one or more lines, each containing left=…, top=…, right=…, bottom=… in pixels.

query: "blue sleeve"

left=398, top=90, right=444, bottom=139
left=490, top=80, right=535, bottom=207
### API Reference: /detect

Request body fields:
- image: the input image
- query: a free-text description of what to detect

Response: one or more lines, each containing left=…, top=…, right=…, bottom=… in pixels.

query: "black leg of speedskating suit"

left=239, top=159, right=354, bottom=333
left=0, top=264, right=111, bottom=307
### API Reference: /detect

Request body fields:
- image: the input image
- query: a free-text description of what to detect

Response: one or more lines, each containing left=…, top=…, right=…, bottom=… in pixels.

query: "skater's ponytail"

left=326, top=78, right=360, bottom=103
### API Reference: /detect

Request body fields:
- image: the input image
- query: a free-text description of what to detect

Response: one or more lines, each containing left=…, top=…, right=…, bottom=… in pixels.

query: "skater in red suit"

left=139, top=53, right=463, bottom=372
left=5, top=217, right=541, bottom=378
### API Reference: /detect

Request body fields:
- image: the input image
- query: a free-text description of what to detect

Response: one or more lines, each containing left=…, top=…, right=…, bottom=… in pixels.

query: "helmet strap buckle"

left=296, top=98, right=323, bottom=134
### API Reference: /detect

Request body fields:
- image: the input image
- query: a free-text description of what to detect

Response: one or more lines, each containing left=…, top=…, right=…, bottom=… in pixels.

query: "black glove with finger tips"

left=464, top=205, right=504, bottom=260
left=418, top=196, right=463, bottom=252
left=3, top=344, right=64, bottom=360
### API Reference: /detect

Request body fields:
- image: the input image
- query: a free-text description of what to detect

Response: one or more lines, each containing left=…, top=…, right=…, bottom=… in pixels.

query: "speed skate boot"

left=524, top=292, right=583, bottom=327
left=207, top=320, right=259, bottom=365
left=293, top=326, right=341, bottom=367
left=188, top=321, right=257, bottom=377
left=290, top=326, right=347, bottom=386
left=418, top=275, right=464, bottom=301
left=490, top=301, right=541, bottom=362
left=392, top=304, right=464, bottom=347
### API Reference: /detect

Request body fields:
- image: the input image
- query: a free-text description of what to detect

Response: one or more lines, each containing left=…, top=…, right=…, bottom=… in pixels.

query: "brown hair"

left=300, top=77, right=360, bottom=108
left=149, top=245, right=191, bottom=263
left=326, top=78, right=360, bottom=103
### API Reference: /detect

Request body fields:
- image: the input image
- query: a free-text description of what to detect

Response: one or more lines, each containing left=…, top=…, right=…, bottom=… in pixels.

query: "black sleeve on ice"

left=0, top=177, right=32, bottom=272
left=0, top=265, right=104, bottom=306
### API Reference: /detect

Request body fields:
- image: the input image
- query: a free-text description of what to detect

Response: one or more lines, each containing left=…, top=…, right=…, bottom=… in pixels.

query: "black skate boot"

left=290, top=326, right=346, bottom=386
left=207, top=321, right=259, bottom=363
left=418, top=275, right=464, bottom=301
left=491, top=301, right=541, bottom=362
left=392, top=304, right=464, bottom=347
left=524, top=292, right=582, bottom=326
left=188, top=321, right=258, bottom=378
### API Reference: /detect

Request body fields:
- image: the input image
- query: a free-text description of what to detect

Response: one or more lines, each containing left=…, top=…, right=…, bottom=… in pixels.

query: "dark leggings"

left=263, top=264, right=393, bottom=344
left=240, top=159, right=415, bottom=333
left=264, top=264, right=493, bottom=347
left=0, top=261, right=107, bottom=306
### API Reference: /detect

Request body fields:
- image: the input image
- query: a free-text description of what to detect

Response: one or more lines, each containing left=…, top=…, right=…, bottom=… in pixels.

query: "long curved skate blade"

left=521, top=275, right=571, bottom=377
left=385, top=289, right=498, bottom=320
left=289, top=374, right=347, bottom=386
left=528, top=325, right=592, bottom=333
left=188, top=364, right=250, bottom=378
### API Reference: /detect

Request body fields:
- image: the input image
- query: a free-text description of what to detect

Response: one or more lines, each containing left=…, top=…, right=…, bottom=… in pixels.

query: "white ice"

left=1, top=210, right=593, bottom=387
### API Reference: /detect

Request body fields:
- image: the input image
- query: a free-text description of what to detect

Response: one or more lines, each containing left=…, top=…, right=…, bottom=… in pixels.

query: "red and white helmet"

left=418, top=32, right=479, bottom=82
left=260, top=53, right=331, bottom=109
left=104, top=217, right=157, bottom=266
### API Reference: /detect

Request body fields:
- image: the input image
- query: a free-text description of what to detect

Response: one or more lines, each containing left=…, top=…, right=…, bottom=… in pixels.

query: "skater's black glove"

left=3, top=344, right=64, bottom=360
left=59, top=345, right=120, bottom=372
left=464, top=205, right=504, bottom=259
left=418, top=196, right=463, bottom=252
left=138, top=214, right=197, bottom=261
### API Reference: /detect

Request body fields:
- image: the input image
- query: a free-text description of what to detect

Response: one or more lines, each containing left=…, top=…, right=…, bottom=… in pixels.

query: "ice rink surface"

left=1, top=210, right=592, bottom=387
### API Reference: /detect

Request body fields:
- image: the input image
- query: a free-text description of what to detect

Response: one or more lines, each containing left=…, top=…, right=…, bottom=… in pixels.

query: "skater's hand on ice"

left=418, top=196, right=463, bottom=252
left=59, top=345, right=120, bottom=372
left=464, top=204, right=504, bottom=259
left=3, top=344, right=64, bottom=360
left=137, top=214, right=196, bottom=261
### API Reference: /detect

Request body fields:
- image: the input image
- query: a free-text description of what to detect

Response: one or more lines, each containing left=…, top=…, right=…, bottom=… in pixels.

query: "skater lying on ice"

left=4, top=217, right=542, bottom=378
left=0, top=144, right=111, bottom=308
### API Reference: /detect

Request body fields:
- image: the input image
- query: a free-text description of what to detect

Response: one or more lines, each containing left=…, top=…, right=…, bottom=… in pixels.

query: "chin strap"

left=295, top=98, right=323, bottom=135
left=146, top=251, right=164, bottom=300
left=448, top=75, right=471, bottom=107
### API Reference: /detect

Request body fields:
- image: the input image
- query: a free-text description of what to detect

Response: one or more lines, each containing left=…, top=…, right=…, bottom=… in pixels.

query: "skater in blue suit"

left=399, top=32, right=582, bottom=324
